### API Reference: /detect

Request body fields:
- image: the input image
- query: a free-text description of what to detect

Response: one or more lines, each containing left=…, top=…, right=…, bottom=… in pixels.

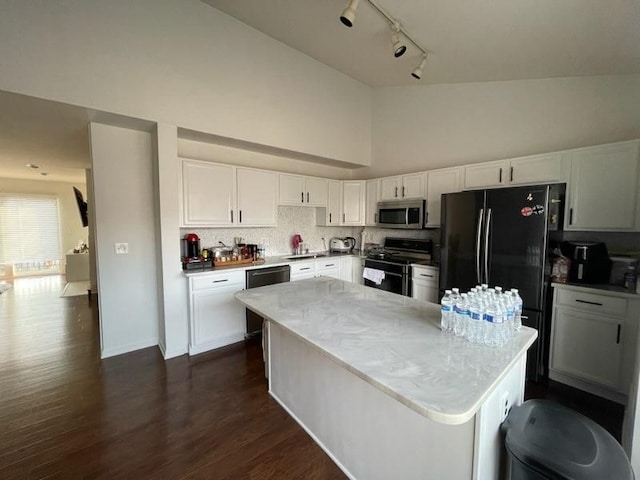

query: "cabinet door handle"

left=402, top=186, right=405, bottom=197
left=230, top=210, right=233, bottom=223
left=301, top=192, right=304, bottom=203
left=325, top=264, right=335, bottom=267
left=420, top=274, right=434, bottom=278
left=575, top=299, right=603, bottom=306
left=374, top=213, right=377, bottom=223
left=617, top=324, right=621, bottom=344
left=395, top=186, right=398, bottom=198
left=300, top=267, right=311, bottom=271
left=343, top=213, right=346, bottom=223
left=239, top=210, right=242, bottom=223
left=307, top=192, right=310, bottom=203
left=569, top=208, right=573, bottom=225
left=329, top=213, right=332, bottom=223
left=499, top=168, right=503, bottom=183
left=213, top=279, right=229, bottom=283
left=510, top=166, right=514, bottom=182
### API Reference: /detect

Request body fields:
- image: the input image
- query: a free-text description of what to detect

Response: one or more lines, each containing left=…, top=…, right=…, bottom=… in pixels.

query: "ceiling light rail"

left=339, top=0, right=429, bottom=79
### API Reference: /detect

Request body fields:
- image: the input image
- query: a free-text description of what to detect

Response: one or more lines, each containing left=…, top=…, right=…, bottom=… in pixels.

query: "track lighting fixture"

left=340, top=0, right=430, bottom=79
left=411, top=54, right=428, bottom=79
left=340, top=0, right=360, bottom=27
left=390, top=23, right=406, bottom=58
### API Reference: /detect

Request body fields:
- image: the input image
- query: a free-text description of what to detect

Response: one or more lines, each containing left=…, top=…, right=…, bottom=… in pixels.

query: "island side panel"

left=268, top=322, right=474, bottom=480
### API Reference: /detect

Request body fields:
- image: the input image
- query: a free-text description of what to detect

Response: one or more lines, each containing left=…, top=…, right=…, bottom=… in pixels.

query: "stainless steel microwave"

left=376, top=199, right=426, bottom=229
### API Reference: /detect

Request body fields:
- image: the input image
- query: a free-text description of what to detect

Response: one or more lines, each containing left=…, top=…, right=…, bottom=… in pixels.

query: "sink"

left=284, top=253, right=328, bottom=260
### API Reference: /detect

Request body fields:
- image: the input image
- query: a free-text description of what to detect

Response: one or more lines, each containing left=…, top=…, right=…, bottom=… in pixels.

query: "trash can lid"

left=501, top=400, right=634, bottom=480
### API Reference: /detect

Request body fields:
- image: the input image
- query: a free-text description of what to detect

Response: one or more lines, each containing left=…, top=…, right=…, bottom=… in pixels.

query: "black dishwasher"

left=245, top=265, right=290, bottom=337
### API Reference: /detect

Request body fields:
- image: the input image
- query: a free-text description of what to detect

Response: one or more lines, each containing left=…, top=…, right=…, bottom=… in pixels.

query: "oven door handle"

left=364, top=269, right=403, bottom=278
left=484, top=208, right=492, bottom=285
left=405, top=208, right=409, bottom=227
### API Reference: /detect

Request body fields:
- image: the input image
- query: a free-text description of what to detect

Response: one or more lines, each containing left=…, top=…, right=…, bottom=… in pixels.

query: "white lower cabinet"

left=290, top=261, right=316, bottom=281
left=316, top=258, right=340, bottom=279
left=338, top=256, right=353, bottom=282
left=411, top=265, right=439, bottom=303
left=549, top=285, right=639, bottom=404
left=188, top=270, right=246, bottom=355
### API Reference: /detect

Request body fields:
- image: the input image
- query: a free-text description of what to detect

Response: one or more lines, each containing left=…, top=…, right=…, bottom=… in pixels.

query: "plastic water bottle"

left=511, top=289, right=523, bottom=331
left=484, top=295, right=505, bottom=347
left=454, top=293, right=469, bottom=337
left=502, top=293, right=515, bottom=342
left=440, top=290, right=454, bottom=333
left=467, top=295, right=484, bottom=344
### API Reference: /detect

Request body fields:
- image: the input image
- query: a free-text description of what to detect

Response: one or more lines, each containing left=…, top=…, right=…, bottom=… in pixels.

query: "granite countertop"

left=183, top=251, right=367, bottom=277
left=552, top=281, right=639, bottom=299
left=235, top=277, right=537, bottom=425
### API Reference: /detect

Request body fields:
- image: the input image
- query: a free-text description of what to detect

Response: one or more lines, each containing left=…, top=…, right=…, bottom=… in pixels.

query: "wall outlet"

left=500, top=391, right=511, bottom=422
left=114, top=243, right=129, bottom=254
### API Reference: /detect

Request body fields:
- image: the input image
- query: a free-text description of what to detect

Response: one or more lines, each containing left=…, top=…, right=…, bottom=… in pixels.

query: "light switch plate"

left=115, top=243, right=129, bottom=254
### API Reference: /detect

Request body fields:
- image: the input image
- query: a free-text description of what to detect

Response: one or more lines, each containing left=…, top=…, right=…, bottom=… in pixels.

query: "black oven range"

left=364, top=237, right=433, bottom=296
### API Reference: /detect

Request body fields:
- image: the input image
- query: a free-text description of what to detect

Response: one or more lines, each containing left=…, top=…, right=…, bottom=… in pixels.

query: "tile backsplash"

left=181, top=206, right=440, bottom=257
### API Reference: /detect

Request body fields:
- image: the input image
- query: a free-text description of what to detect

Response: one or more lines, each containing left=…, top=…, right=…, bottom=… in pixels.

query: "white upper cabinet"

left=464, top=153, right=567, bottom=190
left=181, top=159, right=277, bottom=228
left=236, top=168, right=278, bottom=226
left=278, top=173, right=304, bottom=205
left=305, top=177, right=328, bottom=206
left=317, top=179, right=343, bottom=226
left=425, top=167, right=462, bottom=227
left=278, top=174, right=327, bottom=207
left=181, top=159, right=234, bottom=227
left=380, top=173, right=425, bottom=200
left=509, top=153, right=567, bottom=185
left=365, top=179, right=381, bottom=226
left=342, top=181, right=365, bottom=226
left=566, top=140, right=640, bottom=231
left=463, top=160, right=510, bottom=190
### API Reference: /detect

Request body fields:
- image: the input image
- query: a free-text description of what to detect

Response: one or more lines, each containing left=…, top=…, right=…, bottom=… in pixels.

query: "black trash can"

left=501, top=400, right=634, bottom=480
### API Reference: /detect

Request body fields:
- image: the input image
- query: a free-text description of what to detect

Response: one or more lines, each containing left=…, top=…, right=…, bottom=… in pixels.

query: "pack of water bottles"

left=440, top=284, right=523, bottom=347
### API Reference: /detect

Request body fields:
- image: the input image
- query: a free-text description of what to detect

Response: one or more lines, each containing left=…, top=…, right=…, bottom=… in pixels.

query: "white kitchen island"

left=235, top=277, right=537, bottom=480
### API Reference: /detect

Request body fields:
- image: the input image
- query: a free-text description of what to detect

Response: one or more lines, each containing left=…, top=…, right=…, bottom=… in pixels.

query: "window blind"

left=0, top=194, right=61, bottom=264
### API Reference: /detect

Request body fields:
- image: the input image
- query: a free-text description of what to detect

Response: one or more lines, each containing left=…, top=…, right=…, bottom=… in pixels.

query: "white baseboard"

left=549, top=369, right=627, bottom=405
left=101, top=338, right=158, bottom=359
left=188, top=333, right=245, bottom=356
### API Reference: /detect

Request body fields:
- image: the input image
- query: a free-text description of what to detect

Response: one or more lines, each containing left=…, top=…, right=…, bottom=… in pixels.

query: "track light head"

left=390, top=23, right=406, bottom=58
left=411, top=54, right=428, bottom=79
left=340, top=0, right=360, bottom=27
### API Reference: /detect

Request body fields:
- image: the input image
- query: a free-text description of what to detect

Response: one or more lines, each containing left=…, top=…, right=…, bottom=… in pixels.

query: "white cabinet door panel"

left=402, top=173, right=425, bottom=199
left=182, top=160, right=234, bottom=226
left=342, top=181, right=365, bottom=225
left=509, top=153, right=565, bottom=185
left=305, top=177, right=328, bottom=207
left=551, top=308, right=623, bottom=390
left=463, top=161, right=509, bottom=189
left=365, top=179, right=381, bottom=226
left=380, top=176, right=401, bottom=200
left=567, top=141, right=640, bottom=231
left=279, top=173, right=305, bottom=205
left=237, top=168, right=278, bottom=226
left=425, top=168, right=461, bottom=227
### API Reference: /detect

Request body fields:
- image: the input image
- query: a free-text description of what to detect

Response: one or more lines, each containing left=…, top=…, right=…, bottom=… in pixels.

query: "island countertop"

left=235, top=277, right=537, bottom=425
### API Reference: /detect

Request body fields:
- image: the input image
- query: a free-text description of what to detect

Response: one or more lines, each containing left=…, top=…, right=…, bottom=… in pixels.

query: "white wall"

left=90, top=123, right=159, bottom=358
left=362, top=74, right=640, bottom=177
left=0, top=0, right=372, bottom=167
left=0, top=177, right=87, bottom=263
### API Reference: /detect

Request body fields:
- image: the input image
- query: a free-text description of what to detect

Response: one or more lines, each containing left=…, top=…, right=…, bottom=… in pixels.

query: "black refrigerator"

left=440, top=184, right=565, bottom=381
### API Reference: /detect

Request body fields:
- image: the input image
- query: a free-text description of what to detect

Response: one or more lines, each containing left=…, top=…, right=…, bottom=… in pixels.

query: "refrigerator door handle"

left=484, top=208, right=492, bottom=284
left=475, top=209, right=484, bottom=284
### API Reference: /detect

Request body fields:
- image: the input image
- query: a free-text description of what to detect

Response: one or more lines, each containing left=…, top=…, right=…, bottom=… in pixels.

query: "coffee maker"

left=181, top=233, right=212, bottom=270
left=561, top=241, right=611, bottom=284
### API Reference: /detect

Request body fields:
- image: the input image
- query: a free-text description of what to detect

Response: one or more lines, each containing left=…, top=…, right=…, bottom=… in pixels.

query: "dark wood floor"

left=0, top=275, right=346, bottom=479
left=0, top=276, right=625, bottom=479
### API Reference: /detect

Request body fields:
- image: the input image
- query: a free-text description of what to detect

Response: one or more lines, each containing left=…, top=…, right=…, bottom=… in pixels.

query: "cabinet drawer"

left=316, top=259, right=339, bottom=272
left=412, top=266, right=439, bottom=286
left=556, top=289, right=627, bottom=317
left=191, top=271, right=245, bottom=292
left=290, top=261, right=316, bottom=275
